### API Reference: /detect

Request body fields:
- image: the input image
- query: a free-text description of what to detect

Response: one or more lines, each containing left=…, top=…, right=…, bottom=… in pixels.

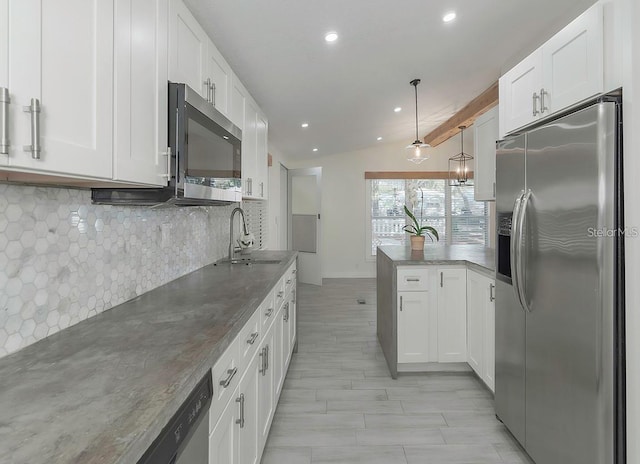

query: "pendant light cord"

left=414, top=83, right=419, bottom=141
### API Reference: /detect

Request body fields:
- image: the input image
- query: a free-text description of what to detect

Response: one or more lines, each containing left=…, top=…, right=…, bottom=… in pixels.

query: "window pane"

left=371, top=180, right=407, bottom=254
left=450, top=184, right=488, bottom=245
left=407, top=179, right=446, bottom=243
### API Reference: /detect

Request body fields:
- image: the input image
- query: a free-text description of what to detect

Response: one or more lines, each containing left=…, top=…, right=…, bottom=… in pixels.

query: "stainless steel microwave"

left=92, top=82, right=242, bottom=206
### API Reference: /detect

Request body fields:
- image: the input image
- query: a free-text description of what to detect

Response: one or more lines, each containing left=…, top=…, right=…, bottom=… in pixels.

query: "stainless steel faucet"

left=229, top=207, right=249, bottom=261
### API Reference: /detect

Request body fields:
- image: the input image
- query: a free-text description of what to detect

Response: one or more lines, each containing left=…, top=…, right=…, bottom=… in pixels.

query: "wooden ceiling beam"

left=423, top=81, right=499, bottom=147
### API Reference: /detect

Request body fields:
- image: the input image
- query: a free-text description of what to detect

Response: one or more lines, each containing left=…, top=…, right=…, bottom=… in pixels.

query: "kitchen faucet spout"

left=229, top=207, right=249, bottom=260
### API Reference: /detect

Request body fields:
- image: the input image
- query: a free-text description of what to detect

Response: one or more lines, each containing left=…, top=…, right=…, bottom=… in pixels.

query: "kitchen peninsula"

left=377, top=245, right=495, bottom=383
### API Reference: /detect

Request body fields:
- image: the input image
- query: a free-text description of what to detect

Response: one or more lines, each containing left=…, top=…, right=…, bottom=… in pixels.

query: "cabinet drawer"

left=237, top=307, right=261, bottom=373
left=397, top=268, right=431, bottom=292
left=210, top=335, right=240, bottom=431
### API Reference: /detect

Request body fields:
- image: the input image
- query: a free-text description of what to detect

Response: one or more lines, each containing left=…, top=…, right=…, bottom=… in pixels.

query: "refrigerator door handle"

left=516, top=189, right=533, bottom=313
left=510, top=191, right=525, bottom=309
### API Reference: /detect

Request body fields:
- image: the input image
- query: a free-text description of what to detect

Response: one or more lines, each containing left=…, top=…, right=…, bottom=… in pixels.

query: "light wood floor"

left=261, top=278, right=532, bottom=464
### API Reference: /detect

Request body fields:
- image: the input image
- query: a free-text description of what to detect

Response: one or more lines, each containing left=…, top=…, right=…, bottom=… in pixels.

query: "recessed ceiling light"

left=313, top=148, right=319, bottom=152
left=301, top=123, right=309, bottom=128
left=394, top=107, right=402, bottom=113
left=377, top=136, right=383, bottom=141
left=324, top=32, right=338, bottom=43
left=443, top=11, right=456, bottom=23
left=223, top=135, right=229, bottom=140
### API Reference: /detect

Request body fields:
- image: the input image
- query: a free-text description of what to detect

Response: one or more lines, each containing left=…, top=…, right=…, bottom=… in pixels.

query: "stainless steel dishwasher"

left=138, top=370, right=212, bottom=464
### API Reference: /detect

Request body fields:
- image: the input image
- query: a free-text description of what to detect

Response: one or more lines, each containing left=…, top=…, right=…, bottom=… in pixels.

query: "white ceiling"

left=185, top=0, right=596, bottom=159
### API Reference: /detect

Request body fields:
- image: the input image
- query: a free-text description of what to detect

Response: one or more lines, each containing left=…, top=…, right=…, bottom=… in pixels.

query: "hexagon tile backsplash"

left=0, top=183, right=235, bottom=358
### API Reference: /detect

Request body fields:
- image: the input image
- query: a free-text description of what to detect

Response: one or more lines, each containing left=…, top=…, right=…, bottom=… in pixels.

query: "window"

left=368, top=178, right=488, bottom=255
left=243, top=200, right=268, bottom=250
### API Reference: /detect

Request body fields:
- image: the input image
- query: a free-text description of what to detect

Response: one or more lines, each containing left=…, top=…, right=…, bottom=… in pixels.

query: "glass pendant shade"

left=448, top=126, right=474, bottom=185
left=406, top=79, right=430, bottom=163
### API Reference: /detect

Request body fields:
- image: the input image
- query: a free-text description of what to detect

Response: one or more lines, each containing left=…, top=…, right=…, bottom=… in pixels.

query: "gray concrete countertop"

left=0, top=250, right=297, bottom=464
left=377, top=245, right=495, bottom=276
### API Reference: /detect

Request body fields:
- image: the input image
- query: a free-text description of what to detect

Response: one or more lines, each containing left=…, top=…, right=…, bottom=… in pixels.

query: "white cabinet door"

left=242, top=100, right=258, bottom=198
left=6, top=0, right=113, bottom=178
left=237, top=352, right=259, bottom=464
left=0, top=0, right=9, bottom=166
left=229, top=73, right=246, bottom=131
left=483, top=280, right=496, bottom=392
left=397, top=291, right=430, bottom=363
left=280, top=301, right=292, bottom=371
left=258, top=326, right=275, bottom=454
left=207, top=40, right=231, bottom=116
left=114, top=0, right=168, bottom=186
left=209, top=388, right=239, bottom=464
left=168, top=0, right=208, bottom=98
left=273, top=306, right=285, bottom=398
left=255, top=112, right=268, bottom=199
left=288, top=289, right=297, bottom=351
left=437, top=267, right=468, bottom=363
left=542, top=4, right=603, bottom=115
left=499, top=49, right=543, bottom=136
left=473, top=106, right=498, bottom=201
left=466, top=270, right=484, bottom=376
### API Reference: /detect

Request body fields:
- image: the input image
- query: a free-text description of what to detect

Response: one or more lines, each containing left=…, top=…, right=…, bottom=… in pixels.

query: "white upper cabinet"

left=473, top=106, right=499, bottom=201
left=207, top=40, right=231, bottom=116
left=168, top=0, right=208, bottom=98
left=243, top=99, right=258, bottom=198
left=114, top=0, right=169, bottom=186
left=256, top=112, right=268, bottom=199
left=500, top=3, right=604, bottom=136
left=3, top=0, right=114, bottom=178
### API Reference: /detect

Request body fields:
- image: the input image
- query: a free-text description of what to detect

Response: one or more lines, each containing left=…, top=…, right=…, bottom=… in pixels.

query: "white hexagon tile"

left=0, top=183, right=237, bottom=358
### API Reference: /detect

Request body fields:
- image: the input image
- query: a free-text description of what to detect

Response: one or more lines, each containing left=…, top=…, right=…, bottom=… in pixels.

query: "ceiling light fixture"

left=324, top=32, right=338, bottom=43
left=443, top=12, right=456, bottom=23
left=406, top=79, right=430, bottom=164
left=394, top=107, right=402, bottom=113
left=313, top=148, right=319, bottom=152
left=301, top=123, right=309, bottom=128
left=448, top=126, right=474, bottom=185
left=377, top=136, right=383, bottom=141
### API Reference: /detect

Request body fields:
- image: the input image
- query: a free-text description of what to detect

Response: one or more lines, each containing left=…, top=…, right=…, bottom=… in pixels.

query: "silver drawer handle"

left=405, top=278, right=420, bottom=282
left=23, top=98, right=41, bottom=159
left=247, top=332, right=259, bottom=345
left=259, top=348, right=266, bottom=375
left=277, top=291, right=284, bottom=298
left=0, top=87, right=9, bottom=155
left=292, top=269, right=297, bottom=275
left=283, top=302, right=290, bottom=322
left=265, top=307, right=274, bottom=317
left=532, top=92, right=540, bottom=117
left=219, top=367, right=238, bottom=388
left=489, top=283, right=496, bottom=302
left=286, top=279, right=292, bottom=284
left=540, top=88, right=548, bottom=114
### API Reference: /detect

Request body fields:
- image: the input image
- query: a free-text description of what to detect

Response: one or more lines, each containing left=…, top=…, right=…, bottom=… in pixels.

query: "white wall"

left=267, top=144, right=289, bottom=250
left=286, top=130, right=477, bottom=278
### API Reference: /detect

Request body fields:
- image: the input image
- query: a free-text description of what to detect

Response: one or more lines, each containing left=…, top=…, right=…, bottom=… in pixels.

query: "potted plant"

left=402, top=205, right=439, bottom=250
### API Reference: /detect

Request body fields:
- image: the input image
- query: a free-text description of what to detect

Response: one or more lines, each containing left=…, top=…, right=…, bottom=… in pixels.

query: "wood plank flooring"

left=262, top=278, right=532, bottom=464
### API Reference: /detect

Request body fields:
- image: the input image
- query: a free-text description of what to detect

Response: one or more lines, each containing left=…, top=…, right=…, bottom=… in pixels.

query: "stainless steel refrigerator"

left=495, top=97, right=625, bottom=464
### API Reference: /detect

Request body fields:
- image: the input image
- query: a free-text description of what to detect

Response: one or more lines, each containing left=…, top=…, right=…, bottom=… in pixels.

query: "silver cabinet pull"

left=277, top=291, right=284, bottom=298
left=540, top=88, right=548, bottom=114
left=532, top=92, right=540, bottom=117
left=265, top=344, right=269, bottom=371
left=23, top=98, right=41, bottom=159
left=286, top=279, right=292, bottom=284
left=406, top=277, right=420, bottom=282
left=204, top=78, right=211, bottom=102
left=0, top=87, right=9, bottom=155
left=235, top=393, right=245, bottom=428
left=489, top=283, right=495, bottom=302
left=210, top=82, right=216, bottom=107
left=247, top=332, right=259, bottom=345
left=259, top=347, right=266, bottom=375
left=292, top=269, right=297, bottom=275
left=265, top=307, right=274, bottom=317
left=160, top=146, right=172, bottom=180
left=400, top=295, right=403, bottom=311
left=219, top=367, right=238, bottom=388
left=260, top=182, right=264, bottom=197
left=292, top=289, right=296, bottom=304
left=440, top=272, right=444, bottom=288
left=283, top=302, right=289, bottom=322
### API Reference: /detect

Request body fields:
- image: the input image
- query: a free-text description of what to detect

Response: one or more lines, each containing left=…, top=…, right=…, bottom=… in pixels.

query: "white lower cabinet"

left=397, top=291, right=430, bottom=363
left=466, top=269, right=496, bottom=391
left=436, top=268, right=468, bottom=363
left=209, top=261, right=296, bottom=464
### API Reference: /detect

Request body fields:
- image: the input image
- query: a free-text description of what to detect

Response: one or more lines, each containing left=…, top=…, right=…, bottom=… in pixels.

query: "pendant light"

left=448, top=125, right=474, bottom=185
left=406, top=79, right=430, bottom=164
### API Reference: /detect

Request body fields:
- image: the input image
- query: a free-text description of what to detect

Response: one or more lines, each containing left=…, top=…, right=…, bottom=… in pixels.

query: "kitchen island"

left=0, top=250, right=297, bottom=464
left=377, top=245, right=495, bottom=379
